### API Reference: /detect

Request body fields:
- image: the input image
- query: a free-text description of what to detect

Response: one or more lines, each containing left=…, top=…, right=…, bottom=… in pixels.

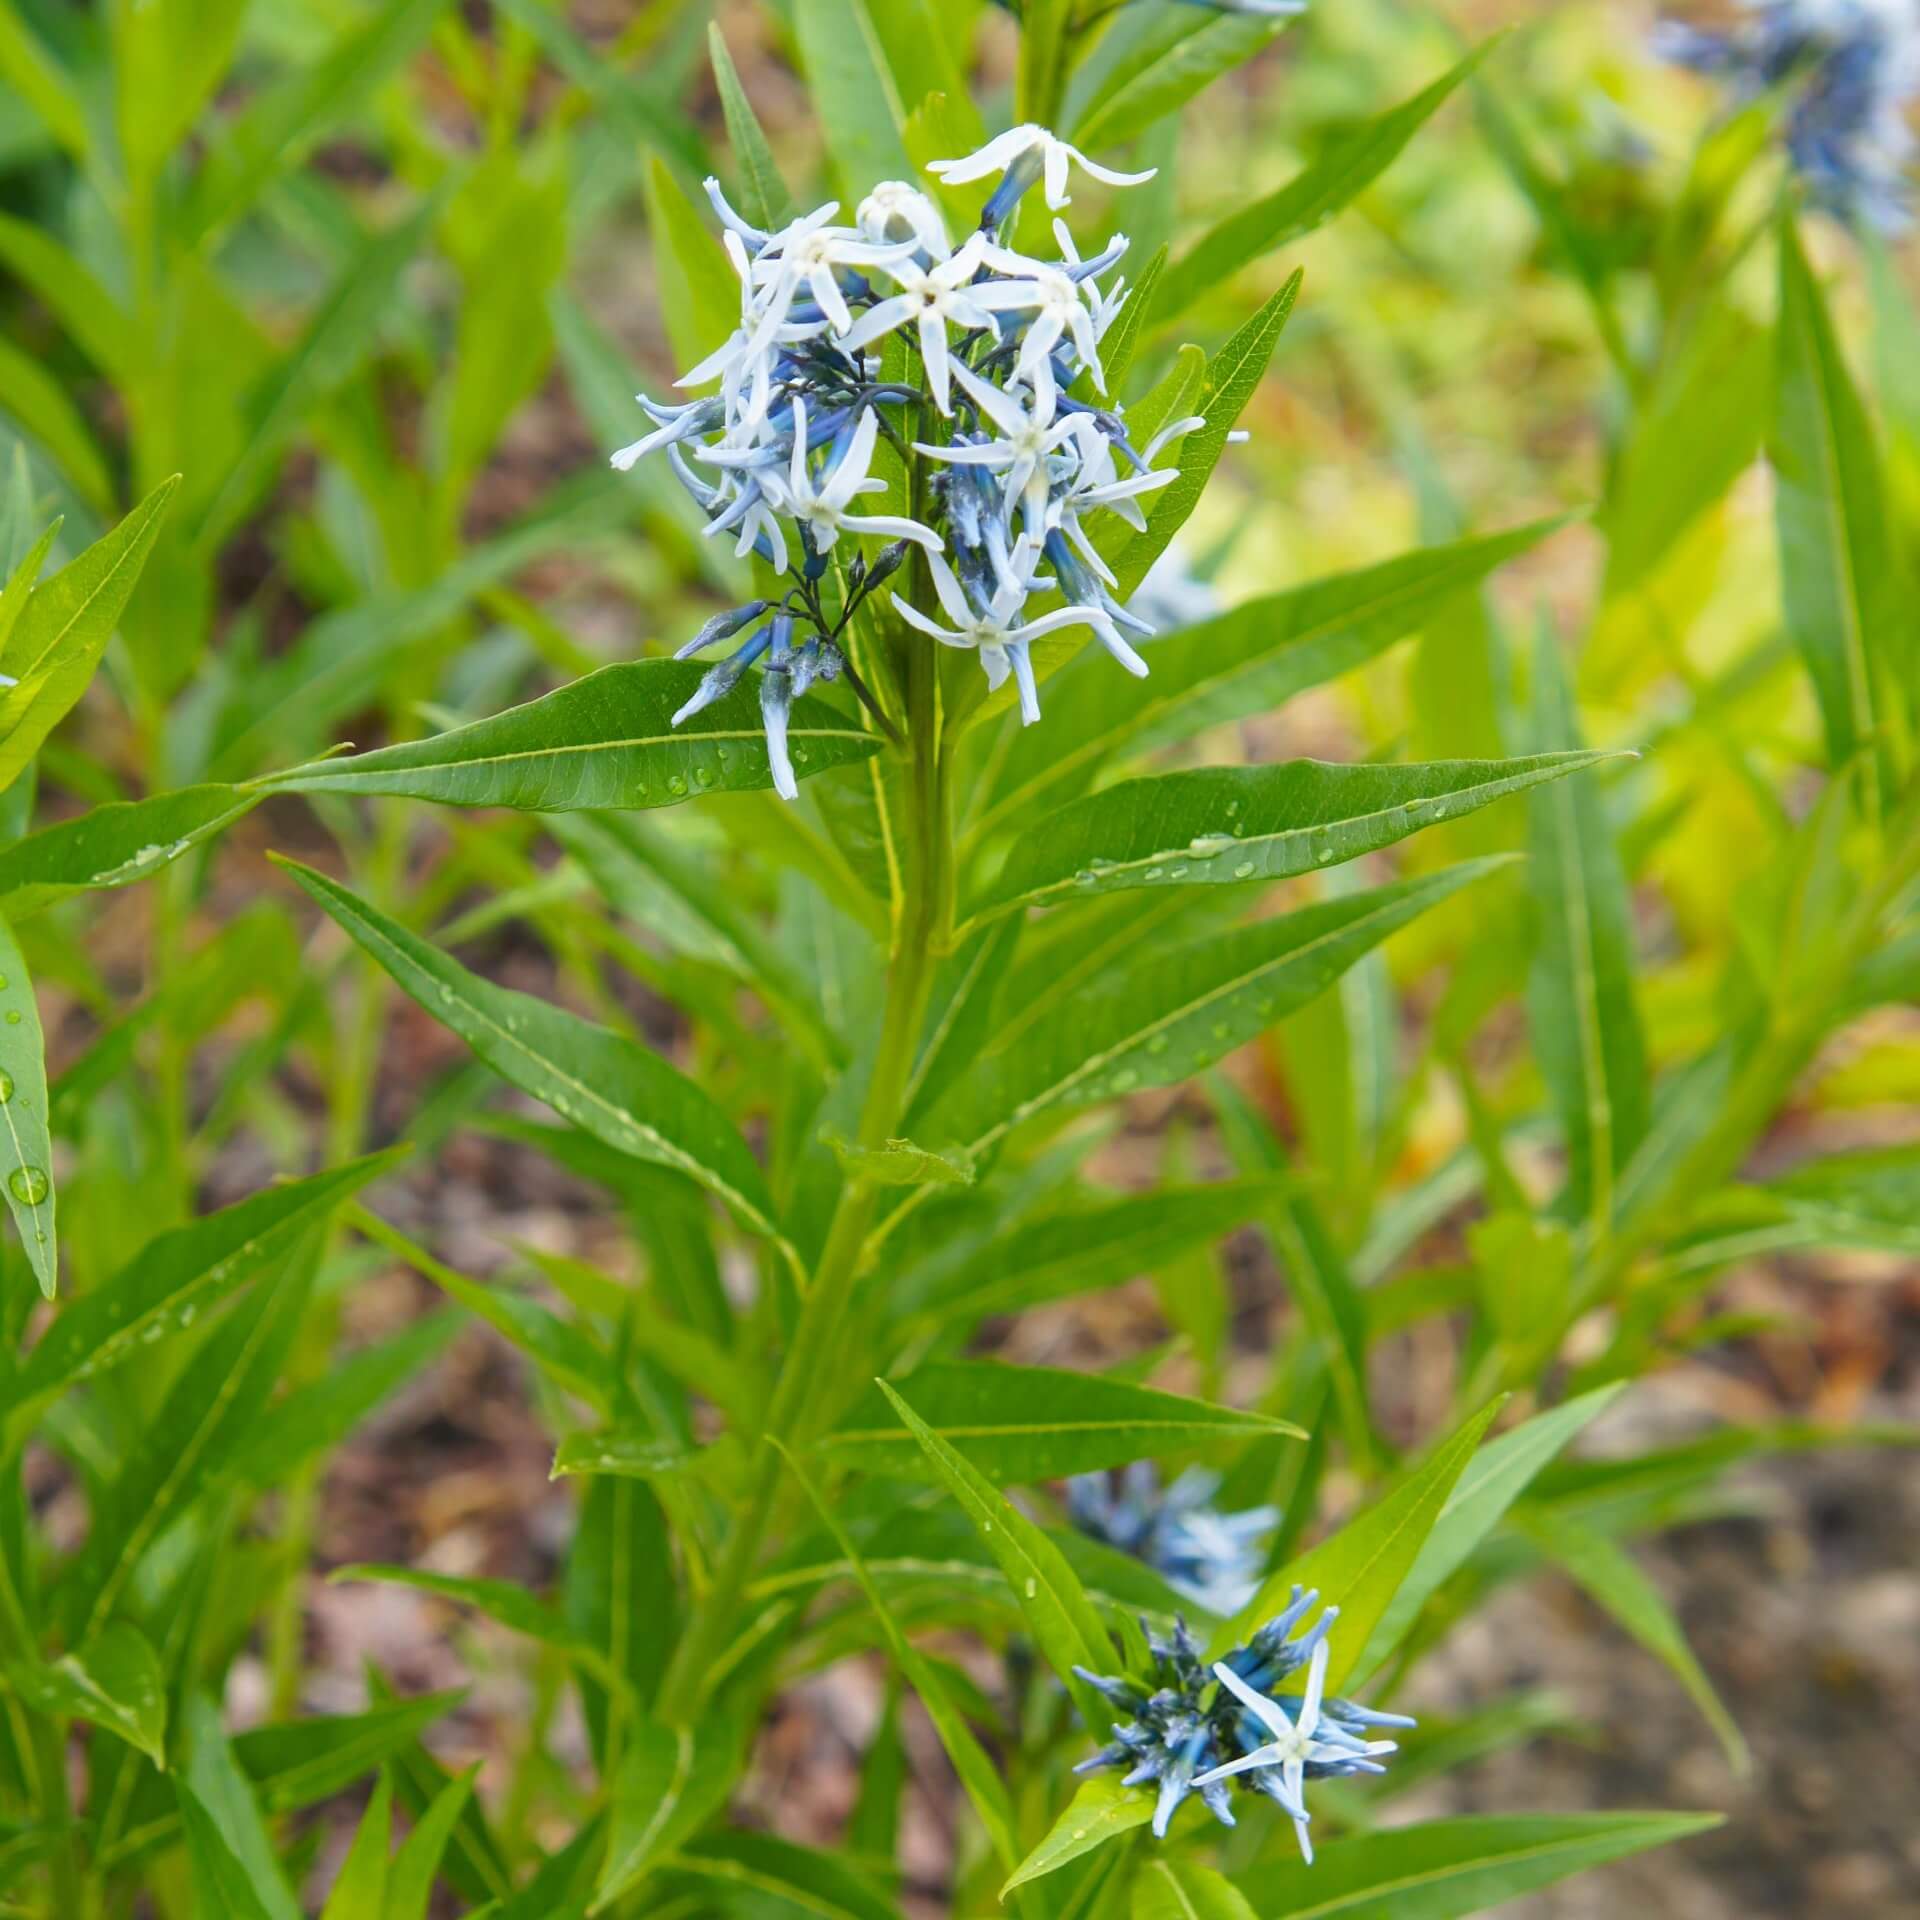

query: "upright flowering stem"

left=656, top=568, right=950, bottom=1724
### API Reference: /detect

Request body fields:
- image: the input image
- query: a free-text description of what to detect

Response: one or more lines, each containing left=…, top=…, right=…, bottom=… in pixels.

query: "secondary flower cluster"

left=1075, top=1592, right=1414, bottom=1862
left=1067, top=1464, right=1277, bottom=1615
left=612, top=127, right=1206, bottom=798
left=1656, top=0, right=1920, bottom=227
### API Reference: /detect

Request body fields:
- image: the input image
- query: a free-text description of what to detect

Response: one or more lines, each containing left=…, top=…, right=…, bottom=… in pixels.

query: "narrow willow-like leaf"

left=825, top=1132, right=974, bottom=1187
left=708, top=26, right=795, bottom=230
left=0, top=476, right=179, bottom=793
left=1212, top=1074, right=1376, bottom=1468
left=1773, top=214, right=1899, bottom=813
left=279, top=861, right=789, bottom=1259
left=1526, top=631, right=1648, bottom=1230
left=185, top=0, right=447, bottom=239
left=778, top=1442, right=1018, bottom=1870
left=973, top=754, right=1615, bottom=921
left=181, top=1695, right=302, bottom=1920
left=824, top=1362, right=1301, bottom=1483
left=878, top=1380, right=1114, bottom=1728
left=1115, top=275, right=1299, bottom=595
left=1521, top=1509, right=1746, bottom=1770
left=7, top=1624, right=167, bottom=1766
left=62, top=1276, right=309, bottom=1643
left=237, top=1695, right=466, bottom=1813
left=388, top=1767, right=477, bottom=1920
left=11, top=1150, right=403, bottom=1417
left=1069, top=9, right=1298, bottom=152
left=0, top=910, right=55, bottom=1297
left=195, top=198, right=440, bottom=546
left=977, top=521, right=1564, bottom=830
left=594, top=1717, right=738, bottom=1910
left=672, top=1835, right=900, bottom=1920
left=1155, top=47, right=1491, bottom=325
left=330, top=1567, right=628, bottom=1696
left=176, top=1788, right=283, bottom=1920
left=1353, top=1385, right=1622, bottom=1683
left=0, top=784, right=257, bottom=918
left=0, top=7, right=91, bottom=159
left=931, top=860, right=1510, bottom=1162
left=262, top=660, right=879, bottom=810
left=1761, top=1144, right=1920, bottom=1251
left=550, top=1430, right=697, bottom=1482
left=0, top=213, right=136, bottom=381
left=318, top=1777, right=391, bottom=1920
left=792, top=0, right=916, bottom=189
left=895, top=1180, right=1280, bottom=1326
left=1231, top=1812, right=1720, bottom=1918
left=1134, top=1858, right=1258, bottom=1920
left=1002, top=1775, right=1154, bottom=1895
left=645, top=154, right=741, bottom=369
left=1219, top=1398, right=1506, bottom=1688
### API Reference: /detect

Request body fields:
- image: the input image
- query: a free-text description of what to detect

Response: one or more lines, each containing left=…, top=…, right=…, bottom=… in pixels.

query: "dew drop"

left=1025, top=1577, right=1037, bottom=1598
left=8, top=1166, right=48, bottom=1206
left=794, top=745, right=812, bottom=764
left=1317, top=843, right=1335, bottom=864
left=1212, top=1022, right=1231, bottom=1040
left=0, top=974, right=10, bottom=989
left=1143, top=866, right=1164, bottom=882
left=1074, top=869, right=1098, bottom=888
left=666, top=774, right=688, bottom=797
left=1111, top=1067, right=1139, bottom=1092
left=694, top=765, right=716, bottom=788
left=1169, top=865, right=1189, bottom=880
left=4, top=1010, right=20, bottom=1026
left=1234, top=861, right=1256, bottom=879
left=0, top=1071, right=13, bottom=1104
left=437, top=985, right=455, bottom=1004
left=1188, top=834, right=1232, bottom=859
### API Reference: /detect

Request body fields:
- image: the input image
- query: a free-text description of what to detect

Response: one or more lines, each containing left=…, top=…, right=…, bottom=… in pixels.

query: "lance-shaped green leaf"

left=1134, top=1858, right=1257, bottom=1920
left=1759, top=1144, right=1920, bottom=1252
left=195, top=197, right=441, bottom=546
left=181, top=1695, right=301, bottom=1920
left=1218, top=1398, right=1506, bottom=1689
left=1068, top=8, right=1299, bottom=151
left=778, top=1442, right=1018, bottom=1869
left=176, top=1788, right=284, bottom=1920
left=61, top=1274, right=311, bottom=1643
left=0, top=477, right=178, bottom=793
left=976, top=520, right=1564, bottom=830
left=1772, top=212, right=1897, bottom=809
left=1352, top=1385, right=1622, bottom=1683
left=1155, top=47, right=1491, bottom=325
left=0, top=785, right=257, bottom=919
left=1520, top=1509, right=1747, bottom=1770
left=6, top=1624, right=167, bottom=1766
left=388, top=1767, right=478, bottom=1920
left=931, top=860, right=1511, bottom=1162
left=877, top=1380, right=1114, bottom=1728
left=708, top=26, right=794, bottom=230
left=260, top=659, right=879, bottom=811
left=237, top=1694, right=465, bottom=1812
left=645, top=155, right=740, bottom=369
left=328, top=1566, right=628, bottom=1693
left=972, top=754, right=1615, bottom=922
left=1526, top=630, right=1648, bottom=1231
left=10, top=1150, right=404, bottom=1423
left=1211, top=1073, right=1375, bottom=1468
left=793, top=0, right=970, bottom=191
left=593, top=1715, right=739, bottom=1912
left=319, top=1777, right=392, bottom=1920
left=277, top=860, right=790, bottom=1261
left=671, top=1835, right=899, bottom=1920
left=0, top=910, right=55, bottom=1296
left=1231, top=1811, right=1720, bottom=1918
left=1114, top=275, right=1299, bottom=596
left=1002, top=1774, right=1155, bottom=1895
left=824, top=1362, right=1301, bottom=1484
left=185, top=0, right=449, bottom=239
left=894, top=1180, right=1279, bottom=1326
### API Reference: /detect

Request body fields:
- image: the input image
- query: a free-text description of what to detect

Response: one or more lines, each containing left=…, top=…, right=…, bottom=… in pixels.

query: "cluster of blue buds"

left=1655, top=0, right=1920, bottom=228
left=1066, top=1464, right=1277, bottom=1615
left=611, top=127, right=1211, bottom=797
left=1074, top=1591, right=1414, bottom=1861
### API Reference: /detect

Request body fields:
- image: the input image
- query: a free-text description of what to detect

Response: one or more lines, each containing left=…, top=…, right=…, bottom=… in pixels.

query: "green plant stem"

left=655, top=623, right=948, bottom=1727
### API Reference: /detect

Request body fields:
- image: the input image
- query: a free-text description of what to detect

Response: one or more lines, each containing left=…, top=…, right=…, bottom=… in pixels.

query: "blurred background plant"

left=0, top=0, right=1915, bottom=1916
